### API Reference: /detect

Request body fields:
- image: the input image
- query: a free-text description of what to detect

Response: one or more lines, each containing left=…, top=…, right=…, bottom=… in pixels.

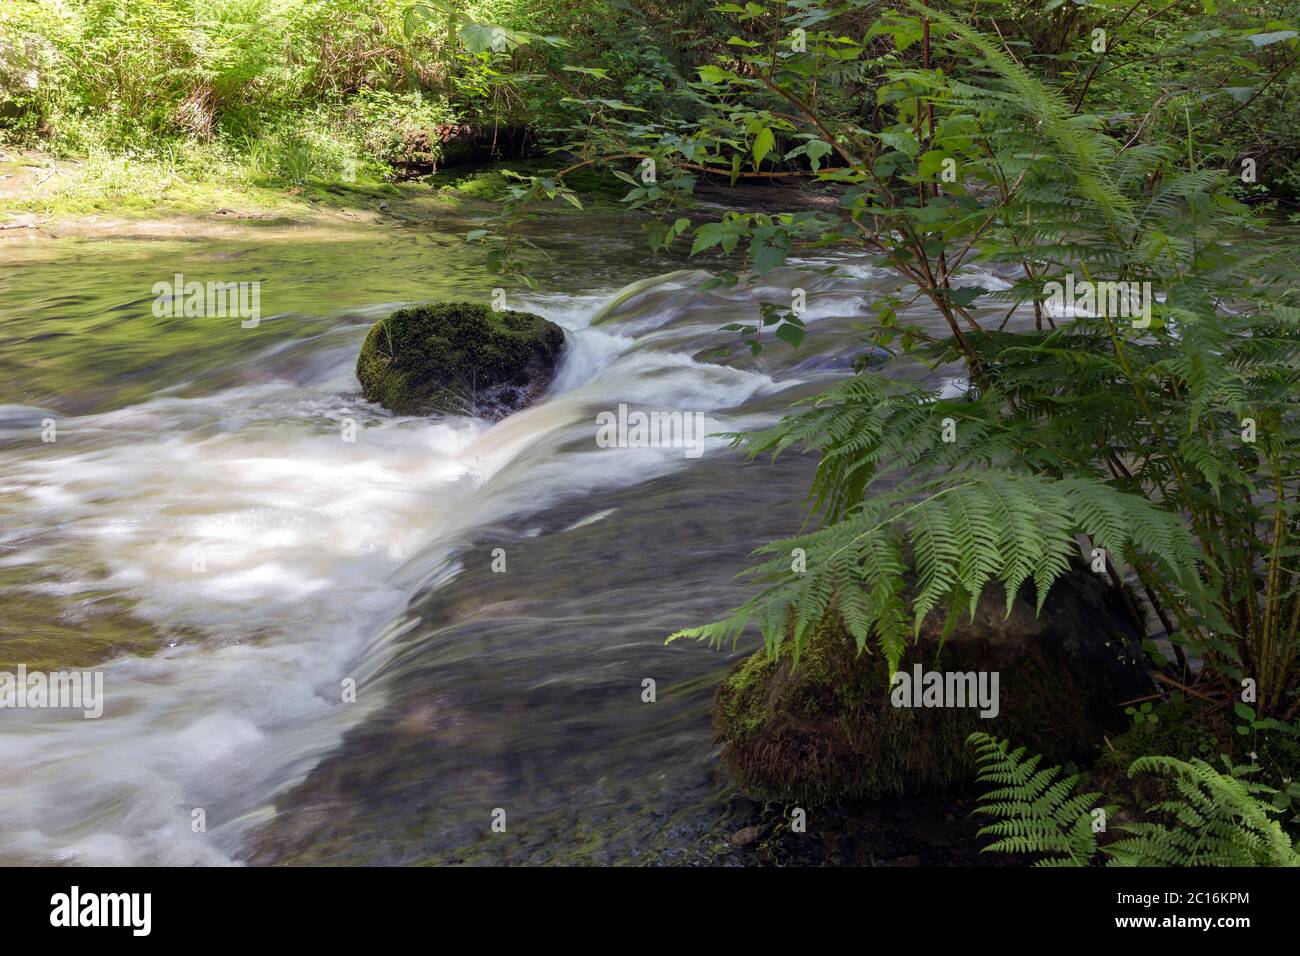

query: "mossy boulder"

left=714, top=568, right=1149, bottom=805
left=356, top=302, right=565, bottom=418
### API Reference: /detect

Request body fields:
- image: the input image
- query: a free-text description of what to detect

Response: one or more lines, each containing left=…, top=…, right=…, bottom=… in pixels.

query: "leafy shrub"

left=478, top=2, right=1300, bottom=719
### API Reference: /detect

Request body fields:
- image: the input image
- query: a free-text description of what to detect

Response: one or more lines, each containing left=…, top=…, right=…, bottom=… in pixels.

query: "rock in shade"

left=713, top=566, right=1149, bottom=805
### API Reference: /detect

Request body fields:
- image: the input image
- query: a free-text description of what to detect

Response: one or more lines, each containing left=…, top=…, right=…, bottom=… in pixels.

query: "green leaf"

left=917, top=150, right=953, bottom=180
left=774, top=322, right=805, bottom=348
left=690, top=222, right=726, bottom=254
left=948, top=286, right=986, bottom=308
left=805, top=139, right=832, bottom=171
left=879, top=128, right=919, bottom=157
left=561, top=66, right=610, bottom=78
left=696, top=64, right=733, bottom=84
left=753, top=127, right=775, bottom=167
left=459, top=22, right=523, bottom=53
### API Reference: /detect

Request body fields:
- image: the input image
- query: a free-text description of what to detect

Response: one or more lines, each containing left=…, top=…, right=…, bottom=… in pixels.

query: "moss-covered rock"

left=356, top=302, right=565, bottom=418
left=714, top=568, right=1150, bottom=805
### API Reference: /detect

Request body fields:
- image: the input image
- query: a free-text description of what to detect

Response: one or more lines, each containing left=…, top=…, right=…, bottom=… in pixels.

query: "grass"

left=1, top=136, right=392, bottom=217
left=0, top=142, right=637, bottom=228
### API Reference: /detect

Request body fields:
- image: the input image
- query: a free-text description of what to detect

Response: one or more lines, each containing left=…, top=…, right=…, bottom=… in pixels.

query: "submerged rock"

left=714, top=568, right=1148, bottom=805
left=356, top=302, right=565, bottom=419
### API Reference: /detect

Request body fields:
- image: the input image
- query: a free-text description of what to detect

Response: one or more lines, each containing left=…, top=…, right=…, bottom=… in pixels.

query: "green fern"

left=968, top=733, right=1104, bottom=867
left=668, top=467, right=1204, bottom=676
left=1107, top=756, right=1300, bottom=867
left=969, top=733, right=1300, bottom=867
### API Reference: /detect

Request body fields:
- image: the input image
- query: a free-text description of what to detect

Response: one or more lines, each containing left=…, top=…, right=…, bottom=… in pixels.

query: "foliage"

left=0, top=0, right=716, bottom=189
left=669, top=462, right=1202, bottom=670
left=969, top=731, right=1106, bottom=866
left=969, top=732, right=1300, bottom=867
left=462, top=0, right=1300, bottom=715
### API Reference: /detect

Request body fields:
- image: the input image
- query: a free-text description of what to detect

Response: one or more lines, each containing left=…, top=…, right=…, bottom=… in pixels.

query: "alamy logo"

left=890, top=665, right=1000, bottom=718
left=1043, top=274, right=1152, bottom=328
left=0, top=665, right=103, bottom=718
left=50, top=886, right=151, bottom=936
left=595, top=403, right=711, bottom=459
left=152, top=272, right=262, bottom=328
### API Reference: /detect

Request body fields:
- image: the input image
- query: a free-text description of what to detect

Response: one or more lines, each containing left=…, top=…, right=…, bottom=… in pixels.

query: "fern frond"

left=1105, top=756, right=1300, bottom=867
left=968, top=732, right=1102, bottom=866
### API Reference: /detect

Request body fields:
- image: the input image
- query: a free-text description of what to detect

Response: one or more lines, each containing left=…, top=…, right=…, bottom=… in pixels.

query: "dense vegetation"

left=5, top=2, right=1300, bottom=198
left=1, top=0, right=715, bottom=201
left=969, top=732, right=1300, bottom=866
left=4, top=0, right=1299, bottom=865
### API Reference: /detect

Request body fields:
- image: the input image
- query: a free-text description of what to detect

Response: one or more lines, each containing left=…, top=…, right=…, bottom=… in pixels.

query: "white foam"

left=0, top=271, right=788, bottom=865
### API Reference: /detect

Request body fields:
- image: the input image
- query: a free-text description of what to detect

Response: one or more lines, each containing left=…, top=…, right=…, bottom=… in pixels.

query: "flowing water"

left=0, top=216, right=1015, bottom=865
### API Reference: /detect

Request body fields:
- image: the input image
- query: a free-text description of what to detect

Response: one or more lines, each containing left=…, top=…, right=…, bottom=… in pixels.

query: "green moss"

left=716, top=650, right=777, bottom=737
left=430, top=167, right=514, bottom=200
left=553, top=164, right=630, bottom=203
left=427, top=161, right=632, bottom=210
left=0, top=148, right=631, bottom=232
left=356, top=301, right=565, bottom=417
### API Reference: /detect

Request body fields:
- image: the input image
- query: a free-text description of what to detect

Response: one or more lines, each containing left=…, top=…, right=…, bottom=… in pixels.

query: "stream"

left=0, top=215, right=1013, bottom=865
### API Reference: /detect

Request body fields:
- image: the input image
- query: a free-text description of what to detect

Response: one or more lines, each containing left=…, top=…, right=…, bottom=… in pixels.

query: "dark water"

left=0, top=216, right=1010, bottom=864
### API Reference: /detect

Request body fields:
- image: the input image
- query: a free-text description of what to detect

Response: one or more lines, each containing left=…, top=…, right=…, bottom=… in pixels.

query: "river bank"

left=0, top=147, right=536, bottom=242
left=0, top=145, right=853, bottom=245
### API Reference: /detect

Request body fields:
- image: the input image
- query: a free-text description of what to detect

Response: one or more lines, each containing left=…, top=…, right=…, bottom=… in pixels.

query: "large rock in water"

left=356, top=302, right=565, bottom=418
left=714, top=568, right=1149, bottom=805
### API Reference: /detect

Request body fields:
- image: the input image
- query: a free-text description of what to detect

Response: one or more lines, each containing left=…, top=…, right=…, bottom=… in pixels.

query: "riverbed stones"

left=356, top=302, right=565, bottom=419
left=713, top=568, right=1149, bottom=805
